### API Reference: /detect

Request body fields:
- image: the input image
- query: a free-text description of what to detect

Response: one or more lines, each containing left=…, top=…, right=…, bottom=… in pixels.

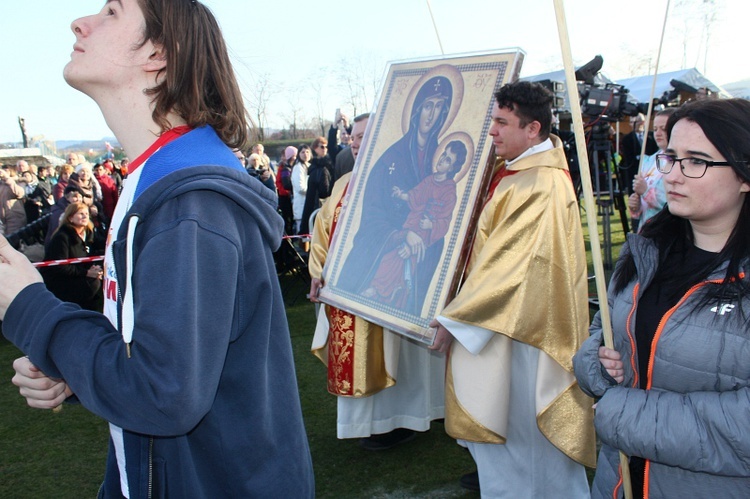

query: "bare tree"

left=335, top=53, right=384, bottom=116
left=308, top=76, right=331, bottom=136
left=281, top=84, right=306, bottom=140
left=247, top=72, right=279, bottom=143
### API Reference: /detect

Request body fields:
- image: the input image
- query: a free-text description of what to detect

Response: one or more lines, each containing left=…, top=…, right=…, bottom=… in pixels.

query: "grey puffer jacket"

left=574, top=234, right=750, bottom=499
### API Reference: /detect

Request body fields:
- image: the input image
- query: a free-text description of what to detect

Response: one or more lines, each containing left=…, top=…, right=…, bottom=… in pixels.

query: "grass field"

left=0, top=281, right=477, bottom=498
left=0, top=206, right=626, bottom=498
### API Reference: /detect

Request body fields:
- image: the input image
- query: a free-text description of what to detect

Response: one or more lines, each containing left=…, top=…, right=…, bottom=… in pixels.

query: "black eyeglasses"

left=655, top=153, right=733, bottom=179
left=318, top=145, right=328, bottom=149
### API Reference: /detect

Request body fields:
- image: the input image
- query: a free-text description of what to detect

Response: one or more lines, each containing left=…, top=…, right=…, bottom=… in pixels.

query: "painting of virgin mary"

left=338, top=75, right=455, bottom=310
left=320, top=51, right=523, bottom=342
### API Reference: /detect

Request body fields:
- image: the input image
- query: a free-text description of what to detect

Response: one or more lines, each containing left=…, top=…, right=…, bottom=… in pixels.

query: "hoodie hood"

left=122, top=165, right=283, bottom=251
left=117, top=125, right=282, bottom=251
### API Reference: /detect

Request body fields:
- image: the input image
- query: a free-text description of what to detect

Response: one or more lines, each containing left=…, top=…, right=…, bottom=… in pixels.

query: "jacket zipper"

left=618, top=277, right=726, bottom=499
left=148, top=437, right=154, bottom=499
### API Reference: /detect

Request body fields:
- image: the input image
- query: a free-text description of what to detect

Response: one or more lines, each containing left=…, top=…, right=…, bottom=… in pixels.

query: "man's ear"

left=143, top=43, right=167, bottom=73
left=526, top=120, right=542, bottom=140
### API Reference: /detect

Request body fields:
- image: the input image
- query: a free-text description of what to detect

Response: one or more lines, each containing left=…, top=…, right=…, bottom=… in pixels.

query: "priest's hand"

left=0, top=236, right=43, bottom=320
left=428, top=318, right=453, bottom=354
left=12, top=356, right=72, bottom=410
left=309, top=277, right=323, bottom=303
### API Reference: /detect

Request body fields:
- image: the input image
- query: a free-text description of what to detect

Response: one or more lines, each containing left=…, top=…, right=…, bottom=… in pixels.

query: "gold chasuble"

left=441, top=136, right=596, bottom=468
left=310, top=173, right=396, bottom=397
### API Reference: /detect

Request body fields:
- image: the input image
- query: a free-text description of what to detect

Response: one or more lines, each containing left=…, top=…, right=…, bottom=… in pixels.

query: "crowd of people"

left=1, top=0, right=749, bottom=497
left=0, top=155, right=130, bottom=309
left=233, top=112, right=358, bottom=245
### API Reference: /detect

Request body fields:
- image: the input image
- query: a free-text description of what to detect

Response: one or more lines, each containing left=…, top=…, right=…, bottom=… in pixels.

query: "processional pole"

left=637, top=0, right=672, bottom=172
left=552, top=1, right=632, bottom=497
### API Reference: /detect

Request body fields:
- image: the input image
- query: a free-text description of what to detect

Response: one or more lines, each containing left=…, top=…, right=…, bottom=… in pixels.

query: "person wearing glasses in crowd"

left=574, top=98, right=750, bottom=498
left=300, top=136, right=333, bottom=236
left=0, top=0, right=314, bottom=497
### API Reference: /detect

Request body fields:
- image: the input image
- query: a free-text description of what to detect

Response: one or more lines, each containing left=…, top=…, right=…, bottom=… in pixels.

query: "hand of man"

left=0, top=236, right=43, bottom=320
left=405, top=231, right=425, bottom=263
left=12, top=357, right=72, bottom=410
left=309, top=277, right=323, bottom=303
left=428, top=318, right=453, bottom=354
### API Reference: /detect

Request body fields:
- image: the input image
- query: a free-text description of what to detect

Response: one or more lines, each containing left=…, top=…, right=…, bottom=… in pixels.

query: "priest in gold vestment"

left=309, top=114, right=445, bottom=449
left=431, top=81, right=596, bottom=496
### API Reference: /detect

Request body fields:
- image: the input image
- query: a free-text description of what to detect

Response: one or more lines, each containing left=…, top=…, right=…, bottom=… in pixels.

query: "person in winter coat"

left=292, top=144, right=312, bottom=234
left=41, top=202, right=103, bottom=311
left=276, top=145, right=297, bottom=235
left=300, top=136, right=333, bottom=236
left=574, top=98, right=750, bottom=499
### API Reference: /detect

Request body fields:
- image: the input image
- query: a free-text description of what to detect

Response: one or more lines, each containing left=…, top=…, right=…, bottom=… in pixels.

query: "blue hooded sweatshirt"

left=3, top=127, right=314, bottom=498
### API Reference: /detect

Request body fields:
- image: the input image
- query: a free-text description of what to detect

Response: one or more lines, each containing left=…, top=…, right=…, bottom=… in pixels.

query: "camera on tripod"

left=574, top=55, right=642, bottom=121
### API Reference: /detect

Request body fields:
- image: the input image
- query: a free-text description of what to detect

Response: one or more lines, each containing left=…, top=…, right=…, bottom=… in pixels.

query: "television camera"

left=575, top=55, right=642, bottom=121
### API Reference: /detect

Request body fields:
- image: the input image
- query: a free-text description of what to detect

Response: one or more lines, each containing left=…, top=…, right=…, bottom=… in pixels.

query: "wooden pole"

left=637, top=0, right=672, bottom=171
left=551, top=1, right=632, bottom=497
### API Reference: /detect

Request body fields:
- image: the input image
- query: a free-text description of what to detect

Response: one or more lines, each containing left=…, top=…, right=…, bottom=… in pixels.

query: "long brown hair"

left=137, top=0, right=248, bottom=149
left=59, top=202, right=93, bottom=234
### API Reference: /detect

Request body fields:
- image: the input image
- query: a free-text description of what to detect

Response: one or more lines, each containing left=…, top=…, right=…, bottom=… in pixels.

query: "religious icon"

left=319, top=50, right=524, bottom=344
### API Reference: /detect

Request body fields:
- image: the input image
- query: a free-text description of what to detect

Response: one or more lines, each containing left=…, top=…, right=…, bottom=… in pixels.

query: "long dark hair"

left=296, top=145, right=311, bottom=165
left=613, top=99, right=750, bottom=307
left=137, top=0, right=248, bottom=149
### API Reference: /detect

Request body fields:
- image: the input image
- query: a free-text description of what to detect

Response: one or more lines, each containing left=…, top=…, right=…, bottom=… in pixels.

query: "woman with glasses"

left=574, top=98, right=750, bottom=498
left=299, top=136, right=333, bottom=236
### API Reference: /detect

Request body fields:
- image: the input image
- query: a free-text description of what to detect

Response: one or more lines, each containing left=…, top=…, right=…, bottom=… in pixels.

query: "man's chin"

left=62, top=65, right=87, bottom=93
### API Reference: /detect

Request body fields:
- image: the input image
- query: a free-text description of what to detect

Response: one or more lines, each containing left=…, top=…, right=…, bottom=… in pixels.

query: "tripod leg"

left=609, top=152, right=631, bottom=234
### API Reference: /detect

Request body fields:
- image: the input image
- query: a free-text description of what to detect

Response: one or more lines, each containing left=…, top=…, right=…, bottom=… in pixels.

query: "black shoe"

left=459, top=471, right=480, bottom=492
left=358, top=428, right=416, bottom=451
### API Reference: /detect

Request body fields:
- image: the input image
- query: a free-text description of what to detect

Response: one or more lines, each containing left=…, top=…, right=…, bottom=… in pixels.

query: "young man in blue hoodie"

left=0, top=1, right=314, bottom=497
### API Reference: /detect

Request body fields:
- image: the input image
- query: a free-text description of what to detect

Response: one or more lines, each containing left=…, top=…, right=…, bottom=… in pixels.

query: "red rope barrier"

left=31, top=236, right=309, bottom=268
left=33, top=256, right=104, bottom=268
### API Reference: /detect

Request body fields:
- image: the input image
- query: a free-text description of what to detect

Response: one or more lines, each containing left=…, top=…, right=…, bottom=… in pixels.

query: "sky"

left=1, top=0, right=747, bottom=145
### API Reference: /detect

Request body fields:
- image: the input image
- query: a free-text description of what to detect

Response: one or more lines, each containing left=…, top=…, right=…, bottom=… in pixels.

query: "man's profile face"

left=489, top=103, right=534, bottom=162
left=350, top=118, right=369, bottom=160
left=418, top=96, right=446, bottom=137
left=64, top=0, right=155, bottom=98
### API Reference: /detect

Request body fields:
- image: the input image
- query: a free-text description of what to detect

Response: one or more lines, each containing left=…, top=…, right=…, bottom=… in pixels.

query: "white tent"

left=721, top=79, right=750, bottom=100
left=616, top=68, right=730, bottom=102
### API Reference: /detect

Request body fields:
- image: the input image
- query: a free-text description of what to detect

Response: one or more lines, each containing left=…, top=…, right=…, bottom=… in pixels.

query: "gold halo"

left=433, top=132, right=475, bottom=184
left=401, top=64, right=464, bottom=136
